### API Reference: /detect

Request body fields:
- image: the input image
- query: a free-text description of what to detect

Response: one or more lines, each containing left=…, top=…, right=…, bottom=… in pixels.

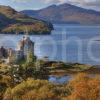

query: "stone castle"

left=0, top=35, right=34, bottom=64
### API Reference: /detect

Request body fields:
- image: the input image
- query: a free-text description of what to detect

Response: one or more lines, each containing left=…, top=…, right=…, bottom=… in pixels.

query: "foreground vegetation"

left=0, top=73, right=99, bottom=100
left=0, top=52, right=100, bottom=100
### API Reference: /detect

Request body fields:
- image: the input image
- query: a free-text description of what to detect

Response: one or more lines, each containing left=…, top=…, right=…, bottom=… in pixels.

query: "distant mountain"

left=21, top=3, right=100, bottom=24
left=0, top=5, right=53, bottom=34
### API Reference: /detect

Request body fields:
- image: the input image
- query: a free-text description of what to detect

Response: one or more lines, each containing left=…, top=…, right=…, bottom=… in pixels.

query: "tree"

left=25, top=50, right=37, bottom=68
left=26, top=50, right=34, bottom=63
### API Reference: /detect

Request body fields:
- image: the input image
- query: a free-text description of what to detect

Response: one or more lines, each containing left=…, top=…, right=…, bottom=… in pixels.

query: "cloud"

left=11, top=0, right=100, bottom=7
left=43, top=0, right=100, bottom=11
left=41, top=0, right=100, bottom=10
left=68, top=0, right=100, bottom=7
left=12, top=0, right=32, bottom=3
left=43, top=0, right=100, bottom=7
left=44, top=0, right=66, bottom=4
left=84, top=0, right=100, bottom=7
left=11, top=0, right=100, bottom=11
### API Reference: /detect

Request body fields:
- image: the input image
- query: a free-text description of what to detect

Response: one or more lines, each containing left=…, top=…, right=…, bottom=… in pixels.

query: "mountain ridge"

left=21, top=3, right=100, bottom=24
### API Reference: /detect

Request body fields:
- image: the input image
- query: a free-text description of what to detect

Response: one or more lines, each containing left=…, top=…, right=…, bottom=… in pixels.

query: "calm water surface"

left=48, top=74, right=100, bottom=84
left=49, top=75, right=71, bottom=84
left=0, top=24, right=100, bottom=65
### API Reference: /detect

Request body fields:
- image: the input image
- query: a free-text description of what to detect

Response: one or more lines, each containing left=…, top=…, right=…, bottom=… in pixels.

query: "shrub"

left=0, top=75, right=12, bottom=100
left=3, top=73, right=100, bottom=100
left=63, top=73, right=100, bottom=100
left=3, top=79, right=60, bottom=100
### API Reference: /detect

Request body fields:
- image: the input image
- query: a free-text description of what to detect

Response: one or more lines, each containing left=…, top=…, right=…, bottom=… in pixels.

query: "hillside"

left=21, top=3, right=100, bottom=24
left=0, top=5, right=53, bottom=34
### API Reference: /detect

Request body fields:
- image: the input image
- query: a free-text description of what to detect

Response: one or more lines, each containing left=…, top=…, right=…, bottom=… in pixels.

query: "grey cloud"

left=11, top=0, right=100, bottom=11
left=12, top=0, right=32, bottom=3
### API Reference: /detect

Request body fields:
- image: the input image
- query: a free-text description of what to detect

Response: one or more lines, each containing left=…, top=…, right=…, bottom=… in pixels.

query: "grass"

left=49, top=63, right=93, bottom=75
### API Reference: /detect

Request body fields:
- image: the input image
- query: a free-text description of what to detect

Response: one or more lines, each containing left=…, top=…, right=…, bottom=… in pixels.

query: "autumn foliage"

left=63, top=73, right=100, bottom=100
left=1, top=73, right=100, bottom=100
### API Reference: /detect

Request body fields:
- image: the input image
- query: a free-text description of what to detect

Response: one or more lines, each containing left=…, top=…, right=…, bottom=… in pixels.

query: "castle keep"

left=0, top=35, right=34, bottom=64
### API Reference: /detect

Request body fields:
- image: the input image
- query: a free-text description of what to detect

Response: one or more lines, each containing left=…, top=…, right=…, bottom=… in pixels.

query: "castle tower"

left=17, top=30, right=34, bottom=59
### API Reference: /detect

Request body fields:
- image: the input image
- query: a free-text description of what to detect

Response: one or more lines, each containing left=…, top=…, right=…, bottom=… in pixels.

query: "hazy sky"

left=0, top=0, right=100, bottom=11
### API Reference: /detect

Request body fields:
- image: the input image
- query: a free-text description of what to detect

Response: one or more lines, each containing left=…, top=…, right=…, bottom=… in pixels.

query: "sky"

left=0, top=0, right=100, bottom=11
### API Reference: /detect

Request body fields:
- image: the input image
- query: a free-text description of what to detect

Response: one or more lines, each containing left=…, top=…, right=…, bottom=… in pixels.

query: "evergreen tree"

left=26, top=50, right=34, bottom=63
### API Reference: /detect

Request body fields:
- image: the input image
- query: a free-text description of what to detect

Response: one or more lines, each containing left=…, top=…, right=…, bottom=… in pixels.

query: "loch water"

left=0, top=24, right=100, bottom=65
